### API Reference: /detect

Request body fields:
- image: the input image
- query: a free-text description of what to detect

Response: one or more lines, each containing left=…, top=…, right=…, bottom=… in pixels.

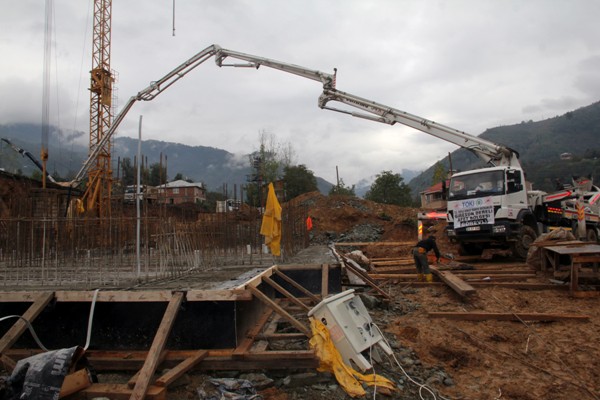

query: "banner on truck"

left=452, top=197, right=494, bottom=229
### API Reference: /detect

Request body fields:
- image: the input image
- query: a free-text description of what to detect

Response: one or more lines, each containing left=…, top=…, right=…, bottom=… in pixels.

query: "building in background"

left=159, top=180, right=206, bottom=205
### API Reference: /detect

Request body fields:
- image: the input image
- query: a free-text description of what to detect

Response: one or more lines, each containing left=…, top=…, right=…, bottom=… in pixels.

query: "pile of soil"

left=290, top=191, right=456, bottom=258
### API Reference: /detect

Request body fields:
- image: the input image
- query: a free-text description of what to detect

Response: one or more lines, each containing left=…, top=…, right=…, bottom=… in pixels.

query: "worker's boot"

left=425, top=273, right=433, bottom=283
left=417, top=273, right=424, bottom=282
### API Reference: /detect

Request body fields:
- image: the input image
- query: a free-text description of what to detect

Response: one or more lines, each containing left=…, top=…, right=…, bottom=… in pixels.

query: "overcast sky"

left=1, top=0, right=599, bottom=186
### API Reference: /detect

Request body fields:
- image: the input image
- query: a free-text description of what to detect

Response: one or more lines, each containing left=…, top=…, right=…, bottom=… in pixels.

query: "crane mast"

left=87, top=0, right=113, bottom=217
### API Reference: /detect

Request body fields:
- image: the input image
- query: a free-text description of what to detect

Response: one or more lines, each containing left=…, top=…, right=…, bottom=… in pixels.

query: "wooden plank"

left=252, top=316, right=280, bottom=352
left=469, top=282, right=569, bottom=290
left=232, top=310, right=273, bottom=359
left=0, top=292, right=48, bottom=302
left=81, top=384, right=166, bottom=400
left=155, top=350, right=208, bottom=387
left=572, top=255, right=600, bottom=263
left=130, top=292, right=185, bottom=400
left=236, top=266, right=276, bottom=289
left=461, top=276, right=534, bottom=282
left=186, top=289, right=252, bottom=301
left=59, top=368, right=92, bottom=398
left=428, top=312, right=589, bottom=322
left=54, top=290, right=172, bottom=302
left=247, top=286, right=310, bottom=337
left=321, top=264, right=329, bottom=298
left=338, top=253, right=391, bottom=300
left=277, top=264, right=329, bottom=270
left=430, top=266, right=476, bottom=297
left=6, top=349, right=318, bottom=372
left=0, top=292, right=54, bottom=354
left=570, top=261, right=580, bottom=295
left=256, top=332, right=307, bottom=340
left=372, top=260, right=415, bottom=267
left=334, top=241, right=414, bottom=246
left=447, top=269, right=534, bottom=275
left=263, top=276, right=310, bottom=312
left=273, top=269, right=321, bottom=304
left=127, top=350, right=167, bottom=389
left=369, top=274, right=419, bottom=280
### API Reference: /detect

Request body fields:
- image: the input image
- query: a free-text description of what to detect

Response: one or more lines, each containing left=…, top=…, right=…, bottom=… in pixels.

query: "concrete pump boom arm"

left=318, top=88, right=520, bottom=168
left=1, top=138, right=56, bottom=183
left=72, top=44, right=335, bottom=186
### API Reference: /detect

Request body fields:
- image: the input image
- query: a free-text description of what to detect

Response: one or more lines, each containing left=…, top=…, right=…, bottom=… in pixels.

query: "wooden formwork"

left=0, top=263, right=342, bottom=399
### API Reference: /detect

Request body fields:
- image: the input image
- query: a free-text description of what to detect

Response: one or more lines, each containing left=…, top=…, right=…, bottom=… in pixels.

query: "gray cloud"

left=2, top=0, right=600, bottom=186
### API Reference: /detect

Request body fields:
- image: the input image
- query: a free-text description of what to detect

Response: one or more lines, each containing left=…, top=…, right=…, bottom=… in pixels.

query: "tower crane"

left=85, top=0, right=114, bottom=217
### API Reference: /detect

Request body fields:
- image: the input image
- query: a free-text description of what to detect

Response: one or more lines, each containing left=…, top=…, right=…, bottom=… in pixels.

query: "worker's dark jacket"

left=416, top=238, right=441, bottom=259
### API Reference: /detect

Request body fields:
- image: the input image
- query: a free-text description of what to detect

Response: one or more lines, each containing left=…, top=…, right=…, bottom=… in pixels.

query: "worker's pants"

left=412, top=247, right=430, bottom=274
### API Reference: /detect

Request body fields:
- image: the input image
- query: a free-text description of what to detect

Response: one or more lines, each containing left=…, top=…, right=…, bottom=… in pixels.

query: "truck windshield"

left=448, top=170, right=504, bottom=200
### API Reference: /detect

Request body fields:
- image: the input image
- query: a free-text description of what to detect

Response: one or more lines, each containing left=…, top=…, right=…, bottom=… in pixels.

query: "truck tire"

left=586, top=228, right=598, bottom=243
left=511, top=225, right=536, bottom=259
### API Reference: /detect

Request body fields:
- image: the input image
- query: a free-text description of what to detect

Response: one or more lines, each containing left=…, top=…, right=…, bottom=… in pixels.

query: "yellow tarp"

left=309, top=318, right=396, bottom=398
left=260, top=182, right=282, bottom=256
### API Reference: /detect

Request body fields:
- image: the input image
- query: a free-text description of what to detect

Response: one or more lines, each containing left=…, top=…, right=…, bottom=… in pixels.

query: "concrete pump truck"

left=316, top=89, right=600, bottom=258
left=67, top=43, right=600, bottom=259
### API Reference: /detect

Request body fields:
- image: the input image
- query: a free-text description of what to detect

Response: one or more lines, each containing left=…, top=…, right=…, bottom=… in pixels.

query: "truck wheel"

left=586, top=228, right=598, bottom=243
left=511, top=225, right=537, bottom=259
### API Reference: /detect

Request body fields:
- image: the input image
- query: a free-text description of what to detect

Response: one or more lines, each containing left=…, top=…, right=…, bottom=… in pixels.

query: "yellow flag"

left=260, top=183, right=282, bottom=256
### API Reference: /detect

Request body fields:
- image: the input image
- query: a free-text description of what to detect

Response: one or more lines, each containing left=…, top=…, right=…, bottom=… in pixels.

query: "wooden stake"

left=130, top=292, right=184, bottom=400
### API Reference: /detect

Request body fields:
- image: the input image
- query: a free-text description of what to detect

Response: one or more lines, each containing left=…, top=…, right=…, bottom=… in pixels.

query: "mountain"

left=408, top=101, right=600, bottom=198
left=0, top=123, right=335, bottom=194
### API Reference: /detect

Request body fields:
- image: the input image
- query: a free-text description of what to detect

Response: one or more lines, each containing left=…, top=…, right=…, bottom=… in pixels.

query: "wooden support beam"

left=263, top=276, right=310, bottom=312
left=430, top=266, right=476, bottom=297
left=127, top=350, right=167, bottom=389
left=321, top=264, right=329, bottom=298
left=233, top=310, right=273, bottom=359
left=155, top=350, right=208, bottom=387
left=339, top=254, right=391, bottom=300
left=273, top=269, right=321, bottom=304
left=0, top=292, right=54, bottom=355
left=247, top=286, right=310, bottom=337
left=6, top=348, right=318, bottom=371
left=130, top=292, right=185, bottom=400
left=428, top=311, right=589, bottom=322
left=256, top=332, right=307, bottom=340
left=253, top=316, right=280, bottom=352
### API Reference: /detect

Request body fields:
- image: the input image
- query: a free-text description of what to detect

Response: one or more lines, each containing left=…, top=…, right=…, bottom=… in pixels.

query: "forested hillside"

left=408, top=101, right=600, bottom=197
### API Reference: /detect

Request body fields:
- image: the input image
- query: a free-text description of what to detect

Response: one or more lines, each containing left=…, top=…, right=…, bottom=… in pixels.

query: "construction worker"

left=412, top=235, right=441, bottom=282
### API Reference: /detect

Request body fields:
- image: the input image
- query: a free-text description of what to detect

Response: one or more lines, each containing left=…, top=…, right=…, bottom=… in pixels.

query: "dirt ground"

left=258, top=193, right=600, bottom=400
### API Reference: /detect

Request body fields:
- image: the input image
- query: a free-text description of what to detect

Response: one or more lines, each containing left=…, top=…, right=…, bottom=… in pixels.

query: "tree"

left=365, top=170, right=412, bottom=206
left=432, top=161, right=447, bottom=185
left=283, top=164, right=318, bottom=199
left=148, top=162, right=167, bottom=186
left=247, top=131, right=298, bottom=206
left=121, top=157, right=135, bottom=186
left=329, top=178, right=355, bottom=196
left=173, top=172, right=184, bottom=181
